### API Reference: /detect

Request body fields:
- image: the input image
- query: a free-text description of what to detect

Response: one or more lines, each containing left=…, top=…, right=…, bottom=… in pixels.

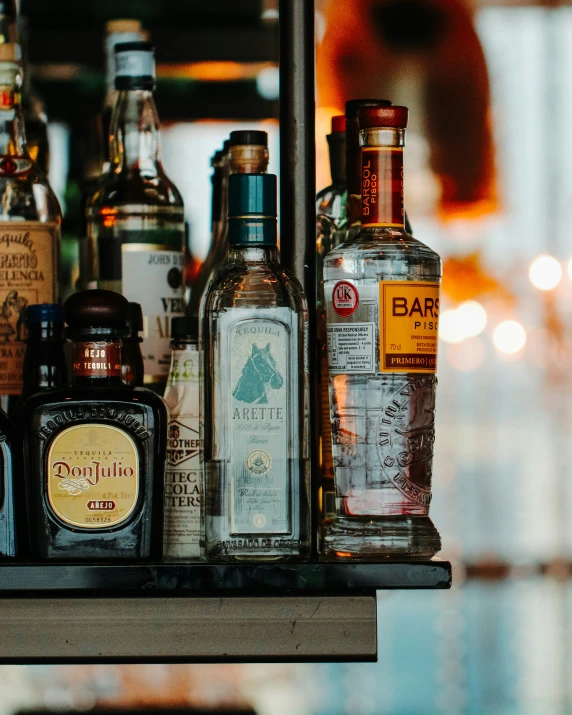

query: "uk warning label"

left=326, top=322, right=375, bottom=373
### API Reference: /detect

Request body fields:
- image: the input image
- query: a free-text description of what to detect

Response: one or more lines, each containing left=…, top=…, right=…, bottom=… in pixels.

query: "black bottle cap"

left=26, top=303, right=63, bottom=324
left=171, top=316, right=198, bottom=340
left=345, top=98, right=392, bottom=119
left=64, top=290, right=130, bottom=339
left=229, top=130, right=268, bottom=147
left=228, top=173, right=277, bottom=218
left=128, top=302, right=143, bottom=333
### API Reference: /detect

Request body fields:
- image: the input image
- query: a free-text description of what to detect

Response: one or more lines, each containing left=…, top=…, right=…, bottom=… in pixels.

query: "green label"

left=228, top=318, right=293, bottom=535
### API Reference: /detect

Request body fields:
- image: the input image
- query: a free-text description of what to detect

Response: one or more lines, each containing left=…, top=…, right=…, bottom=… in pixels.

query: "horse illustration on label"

left=233, top=343, right=283, bottom=404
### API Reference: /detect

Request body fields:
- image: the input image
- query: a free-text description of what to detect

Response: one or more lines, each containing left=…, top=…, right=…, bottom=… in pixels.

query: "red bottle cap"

left=358, top=105, right=409, bottom=129
left=331, top=115, right=346, bottom=134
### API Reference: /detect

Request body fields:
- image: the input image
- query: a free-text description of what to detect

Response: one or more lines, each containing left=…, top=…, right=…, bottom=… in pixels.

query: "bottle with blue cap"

left=202, top=172, right=310, bottom=561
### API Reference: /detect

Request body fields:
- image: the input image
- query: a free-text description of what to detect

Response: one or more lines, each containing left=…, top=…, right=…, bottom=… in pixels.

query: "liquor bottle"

left=99, top=19, right=144, bottom=171
left=17, top=289, right=167, bottom=561
left=19, top=16, right=49, bottom=175
left=203, top=173, right=310, bottom=561
left=316, top=115, right=346, bottom=527
left=20, top=304, right=67, bottom=403
left=0, top=406, right=15, bottom=557
left=163, top=316, right=201, bottom=561
left=85, top=41, right=186, bottom=391
left=323, top=105, right=441, bottom=559
left=187, top=130, right=269, bottom=317
left=122, top=302, right=144, bottom=387
left=0, top=43, right=61, bottom=399
left=346, top=99, right=412, bottom=238
left=0, top=1, right=16, bottom=44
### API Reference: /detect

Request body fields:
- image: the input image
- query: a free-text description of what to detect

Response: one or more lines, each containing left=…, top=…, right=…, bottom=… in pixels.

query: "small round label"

left=253, top=514, right=267, bottom=528
left=332, top=281, right=359, bottom=317
left=246, top=450, right=271, bottom=475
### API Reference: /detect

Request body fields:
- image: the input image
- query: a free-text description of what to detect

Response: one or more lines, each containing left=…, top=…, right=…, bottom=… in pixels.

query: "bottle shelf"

left=0, top=560, right=450, bottom=663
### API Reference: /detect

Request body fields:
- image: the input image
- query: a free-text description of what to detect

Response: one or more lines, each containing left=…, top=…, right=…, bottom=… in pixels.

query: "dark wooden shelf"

left=0, top=559, right=452, bottom=594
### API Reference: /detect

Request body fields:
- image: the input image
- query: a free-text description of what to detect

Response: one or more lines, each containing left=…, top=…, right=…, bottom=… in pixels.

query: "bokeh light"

left=493, top=320, right=527, bottom=355
left=455, top=300, right=487, bottom=338
left=439, top=309, right=465, bottom=344
left=529, top=254, right=562, bottom=290
left=446, top=337, right=486, bottom=372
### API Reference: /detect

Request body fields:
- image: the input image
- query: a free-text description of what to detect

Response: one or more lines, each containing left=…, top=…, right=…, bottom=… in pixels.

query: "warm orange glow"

left=157, top=62, right=275, bottom=82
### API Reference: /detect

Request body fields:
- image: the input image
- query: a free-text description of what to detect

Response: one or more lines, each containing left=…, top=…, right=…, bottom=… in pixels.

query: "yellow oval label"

left=47, top=424, right=139, bottom=529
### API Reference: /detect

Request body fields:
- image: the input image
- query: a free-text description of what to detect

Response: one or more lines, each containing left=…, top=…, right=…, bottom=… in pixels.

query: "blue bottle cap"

left=26, top=303, right=63, bottom=324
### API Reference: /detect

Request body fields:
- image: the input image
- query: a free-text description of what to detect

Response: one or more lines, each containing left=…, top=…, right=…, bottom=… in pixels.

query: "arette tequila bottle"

left=17, top=289, right=167, bottom=561
left=203, top=173, right=310, bottom=561
left=0, top=43, right=61, bottom=398
left=85, top=41, right=185, bottom=389
left=323, top=105, right=441, bottom=559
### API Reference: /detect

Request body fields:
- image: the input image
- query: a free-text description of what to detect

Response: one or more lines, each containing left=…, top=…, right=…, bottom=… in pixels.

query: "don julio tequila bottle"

left=85, top=41, right=185, bottom=388
left=323, top=105, right=441, bottom=559
left=0, top=43, right=61, bottom=396
left=17, top=290, right=167, bottom=561
left=202, top=173, right=310, bottom=561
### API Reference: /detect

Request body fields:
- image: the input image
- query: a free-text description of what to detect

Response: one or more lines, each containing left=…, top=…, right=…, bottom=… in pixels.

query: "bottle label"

left=115, top=50, right=155, bottom=79
left=0, top=156, right=33, bottom=175
left=0, top=221, right=58, bottom=394
left=47, top=424, right=139, bottom=529
left=73, top=341, right=122, bottom=379
left=361, top=147, right=404, bottom=228
left=379, top=281, right=439, bottom=373
left=163, top=347, right=202, bottom=559
left=228, top=317, right=293, bottom=535
left=121, top=243, right=185, bottom=381
left=326, top=281, right=439, bottom=374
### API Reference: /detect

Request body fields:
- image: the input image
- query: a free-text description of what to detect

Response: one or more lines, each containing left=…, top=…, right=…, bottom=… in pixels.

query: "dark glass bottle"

left=17, top=289, right=167, bottom=561
left=20, top=304, right=67, bottom=403
left=0, top=407, right=15, bottom=557
left=122, top=302, right=144, bottom=387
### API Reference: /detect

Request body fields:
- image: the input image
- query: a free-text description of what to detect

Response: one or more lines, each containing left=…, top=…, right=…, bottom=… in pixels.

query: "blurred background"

left=7, top=0, right=572, bottom=713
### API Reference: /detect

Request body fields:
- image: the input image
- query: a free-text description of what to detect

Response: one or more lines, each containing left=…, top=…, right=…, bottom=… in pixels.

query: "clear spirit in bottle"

left=203, top=173, right=310, bottom=561
left=323, top=105, right=441, bottom=559
left=163, top=316, right=201, bottom=561
left=0, top=43, right=61, bottom=397
left=17, top=289, right=167, bottom=561
left=85, top=41, right=186, bottom=390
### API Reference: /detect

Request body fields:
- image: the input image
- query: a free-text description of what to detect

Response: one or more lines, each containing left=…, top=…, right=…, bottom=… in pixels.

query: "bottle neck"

left=72, top=339, right=124, bottom=388
left=360, top=127, right=405, bottom=230
left=326, top=131, right=346, bottom=186
left=167, top=339, right=199, bottom=385
left=228, top=244, right=279, bottom=264
left=228, top=217, right=277, bottom=250
left=0, top=65, right=28, bottom=157
left=22, top=327, right=67, bottom=395
left=109, top=89, right=161, bottom=174
left=229, top=144, right=269, bottom=174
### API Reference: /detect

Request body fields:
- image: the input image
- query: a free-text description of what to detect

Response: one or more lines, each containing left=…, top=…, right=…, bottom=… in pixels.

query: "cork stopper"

left=106, top=19, right=142, bottom=35
left=345, top=98, right=392, bottom=119
left=358, top=105, right=409, bottom=129
left=0, top=43, right=21, bottom=63
left=64, top=290, right=130, bottom=338
left=331, top=115, right=346, bottom=134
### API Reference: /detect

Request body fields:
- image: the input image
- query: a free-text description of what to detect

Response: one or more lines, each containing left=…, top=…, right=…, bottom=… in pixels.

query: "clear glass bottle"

left=163, top=316, right=201, bottom=561
left=0, top=43, right=61, bottom=399
left=17, top=289, right=167, bottom=561
left=323, top=105, right=441, bottom=559
left=188, top=130, right=269, bottom=318
left=316, top=114, right=347, bottom=527
left=84, top=41, right=186, bottom=391
left=202, top=173, right=310, bottom=561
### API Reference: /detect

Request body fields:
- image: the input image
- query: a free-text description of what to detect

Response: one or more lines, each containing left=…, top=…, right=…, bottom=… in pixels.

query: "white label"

left=163, top=347, right=201, bottom=560
left=121, top=247, right=185, bottom=381
left=116, top=50, right=155, bottom=79
left=327, top=322, right=375, bottom=373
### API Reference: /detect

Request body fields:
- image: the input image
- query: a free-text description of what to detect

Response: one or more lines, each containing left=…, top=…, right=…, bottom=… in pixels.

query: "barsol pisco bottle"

left=0, top=43, right=61, bottom=400
left=85, top=41, right=186, bottom=391
left=323, top=105, right=441, bottom=559
left=202, top=173, right=310, bottom=561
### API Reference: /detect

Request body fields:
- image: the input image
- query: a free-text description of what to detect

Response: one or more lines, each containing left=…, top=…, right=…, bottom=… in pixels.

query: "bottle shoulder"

left=0, top=166, right=62, bottom=222
left=86, top=168, right=184, bottom=210
left=325, top=229, right=441, bottom=264
left=204, top=259, right=307, bottom=315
